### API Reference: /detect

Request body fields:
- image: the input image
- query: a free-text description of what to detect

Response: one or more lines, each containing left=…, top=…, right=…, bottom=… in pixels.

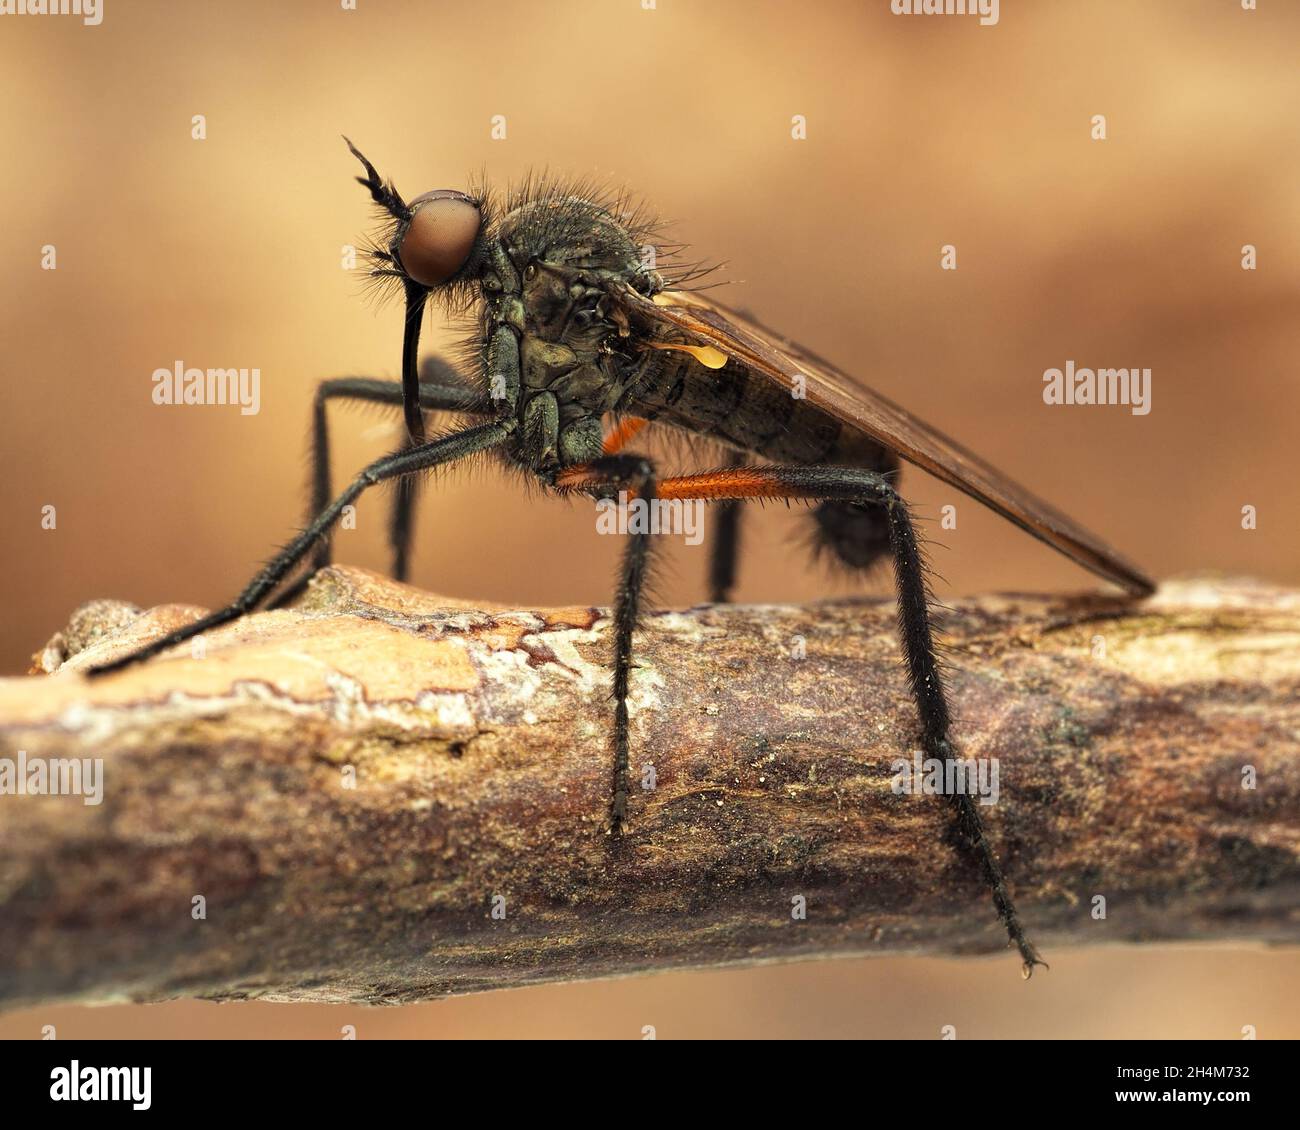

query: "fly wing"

left=612, top=284, right=1154, bottom=596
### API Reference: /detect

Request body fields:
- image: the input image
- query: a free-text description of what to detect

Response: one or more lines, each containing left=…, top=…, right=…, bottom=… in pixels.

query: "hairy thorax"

left=485, top=198, right=658, bottom=474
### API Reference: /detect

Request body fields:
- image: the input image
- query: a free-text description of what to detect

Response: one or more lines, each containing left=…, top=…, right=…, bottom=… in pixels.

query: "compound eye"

left=398, top=189, right=481, bottom=287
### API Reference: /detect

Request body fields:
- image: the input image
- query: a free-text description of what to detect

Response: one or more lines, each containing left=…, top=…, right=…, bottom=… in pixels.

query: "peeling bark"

left=0, top=566, right=1297, bottom=1009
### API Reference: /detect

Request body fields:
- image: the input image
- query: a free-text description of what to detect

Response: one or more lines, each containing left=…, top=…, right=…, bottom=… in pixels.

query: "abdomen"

left=625, top=353, right=900, bottom=571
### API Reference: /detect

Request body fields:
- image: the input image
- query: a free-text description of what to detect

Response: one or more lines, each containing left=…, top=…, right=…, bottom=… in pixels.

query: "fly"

left=88, top=140, right=1156, bottom=977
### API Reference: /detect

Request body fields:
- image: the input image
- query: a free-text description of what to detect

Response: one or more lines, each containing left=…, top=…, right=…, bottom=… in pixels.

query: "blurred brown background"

left=1, top=0, right=1297, bottom=1038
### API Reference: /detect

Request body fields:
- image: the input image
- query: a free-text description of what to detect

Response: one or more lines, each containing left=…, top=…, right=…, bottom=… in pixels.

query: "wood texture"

left=1, top=567, right=1296, bottom=1009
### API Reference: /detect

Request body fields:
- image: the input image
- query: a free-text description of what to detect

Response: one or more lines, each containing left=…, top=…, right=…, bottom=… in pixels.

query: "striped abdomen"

left=625, top=352, right=900, bottom=570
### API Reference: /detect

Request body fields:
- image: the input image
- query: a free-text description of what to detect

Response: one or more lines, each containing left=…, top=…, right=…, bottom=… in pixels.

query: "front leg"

left=87, top=421, right=513, bottom=677
left=267, top=363, right=486, bottom=611
left=309, top=359, right=485, bottom=577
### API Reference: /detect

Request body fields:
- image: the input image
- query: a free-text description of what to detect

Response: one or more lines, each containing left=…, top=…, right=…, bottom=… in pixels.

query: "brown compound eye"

left=397, top=189, right=481, bottom=287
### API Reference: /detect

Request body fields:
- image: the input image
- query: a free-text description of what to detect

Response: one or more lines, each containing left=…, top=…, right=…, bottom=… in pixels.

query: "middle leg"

left=555, top=452, right=658, bottom=834
left=599, top=419, right=746, bottom=604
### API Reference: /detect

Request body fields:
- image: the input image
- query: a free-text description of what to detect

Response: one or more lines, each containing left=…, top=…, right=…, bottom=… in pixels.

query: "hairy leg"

left=88, top=420, right=512, bottom=677
left=707, top=451, right=747, bottom=603
left=650, top=462, right=1045, bottom=975
left=307, top=361, right=484, bottom=577
left=554, top=452, right=658, bottom=834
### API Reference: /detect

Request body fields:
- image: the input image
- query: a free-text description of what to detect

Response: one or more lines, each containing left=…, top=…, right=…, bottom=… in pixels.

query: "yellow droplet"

left=685, top=344, right=728, bottom=369
left=646, top=341, right=728, bottom=369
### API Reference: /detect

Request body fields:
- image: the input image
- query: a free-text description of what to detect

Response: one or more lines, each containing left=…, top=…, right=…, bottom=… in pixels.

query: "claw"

left=1020, top=949, right=1050, bottom=980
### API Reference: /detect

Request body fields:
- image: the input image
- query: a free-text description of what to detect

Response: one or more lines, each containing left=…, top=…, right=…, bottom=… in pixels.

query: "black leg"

left=307, top=362, right=484, bottom=576
left=555, top=453, right=658, bottom=834
left=389, top=475, right=419, bottom=583
left=654, top=463, right=1046, bottom=976
left=87, top=420, right=512, bottom=677
left=708, top=452, right=746, bottom=603
left=266, top=368, right=484, bottom=612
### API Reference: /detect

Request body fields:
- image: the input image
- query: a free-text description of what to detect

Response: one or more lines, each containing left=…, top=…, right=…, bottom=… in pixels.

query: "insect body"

left=90, top=141, right=1154, bottom=976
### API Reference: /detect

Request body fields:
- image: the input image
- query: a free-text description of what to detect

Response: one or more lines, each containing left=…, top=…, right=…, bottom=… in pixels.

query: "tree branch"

left=1, top=567, right=1297, bottom=1009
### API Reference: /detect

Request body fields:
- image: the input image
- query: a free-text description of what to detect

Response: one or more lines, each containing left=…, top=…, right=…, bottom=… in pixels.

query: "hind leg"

left=644, top=462, right=1045, bottom=976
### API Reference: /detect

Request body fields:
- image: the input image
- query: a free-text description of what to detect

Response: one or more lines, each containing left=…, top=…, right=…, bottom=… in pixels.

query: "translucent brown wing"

left=612, top=284, right=1154, bottom=597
